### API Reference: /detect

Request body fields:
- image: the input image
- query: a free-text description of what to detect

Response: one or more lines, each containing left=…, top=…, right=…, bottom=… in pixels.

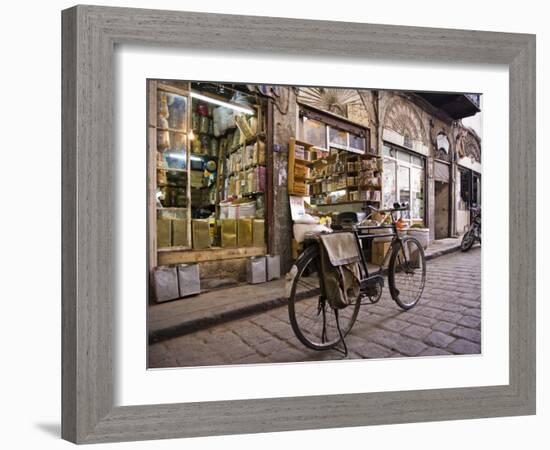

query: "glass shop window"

left=300, top=117, right=327, bottom=149
left=382, top=144, right=425, bottom=221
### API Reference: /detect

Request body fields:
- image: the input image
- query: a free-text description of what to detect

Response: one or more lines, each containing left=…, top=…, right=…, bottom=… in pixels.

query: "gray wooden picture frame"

left=61, top=5, right=536, bottom=444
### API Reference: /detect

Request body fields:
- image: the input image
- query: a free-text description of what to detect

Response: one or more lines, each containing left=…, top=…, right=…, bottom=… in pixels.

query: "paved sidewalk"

left=148, top=237, right=464, bottom=343
left=149, top=246, right=481, bottom=368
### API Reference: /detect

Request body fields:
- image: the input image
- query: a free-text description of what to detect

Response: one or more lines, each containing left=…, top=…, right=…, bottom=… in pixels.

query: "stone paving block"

left=418, top=347, right=453, bottom=357
left=456, top=298, right=481, bottom=309
left=355, top=313, right=386, bottom=327
left=255, top=336, right=296, bottom=357
left=368, top=304, right=401, bottom=316
left=424, top=331, right=456, bottom=348
left=447, top=338, right=481, bottom=354
left=426, top=300, right=465, bottom=313
left=432, top=321, right=456, bottom=334
left=414, top=306, right=442, bottom=319
left=353, top=342, right=394, bottom=359
left=232, top=322, right=274, bottom=346
left=367, top=329, right=427, bottom=356
left=451, top=326, right=481, bottom=343
left=401, top=324, right=432, bottom=340
left=463, top=308, right=481, bottom=318
left=457, top=315, right=481, bottom=329
left=262, top=347, right=312, bottom=363
left=148, top=343, right=178, bottom=368
left=379, top=318, right=410, bottom=332
left=404, top=313, right=439, bottom=328
left=436, top=310, right=463, bottom=323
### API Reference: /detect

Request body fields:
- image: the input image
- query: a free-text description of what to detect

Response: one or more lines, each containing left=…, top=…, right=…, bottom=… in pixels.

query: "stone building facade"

left=267, top=87, right=481, bottom=272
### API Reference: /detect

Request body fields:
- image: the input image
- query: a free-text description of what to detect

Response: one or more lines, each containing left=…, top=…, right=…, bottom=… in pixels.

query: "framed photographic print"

left=62, top=5, right=535, bottom=444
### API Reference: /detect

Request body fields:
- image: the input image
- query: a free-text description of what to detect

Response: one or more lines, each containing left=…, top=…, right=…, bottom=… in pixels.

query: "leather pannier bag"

left=318, top=233, right=362, bottom=309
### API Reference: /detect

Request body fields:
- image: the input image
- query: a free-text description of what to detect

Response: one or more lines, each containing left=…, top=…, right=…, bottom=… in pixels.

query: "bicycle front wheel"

left=388, top=236, right=426, bottom=310
left=288, top=244, right=361, bottom=351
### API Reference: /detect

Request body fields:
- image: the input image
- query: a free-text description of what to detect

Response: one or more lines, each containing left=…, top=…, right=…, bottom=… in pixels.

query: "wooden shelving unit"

left=288, top=137, right=383, bottom=204
left=288, top=138, right=315, bottom=196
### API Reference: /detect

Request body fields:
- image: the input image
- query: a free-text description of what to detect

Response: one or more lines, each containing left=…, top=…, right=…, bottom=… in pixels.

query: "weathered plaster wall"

left=272, top=88, right=298, bottom=273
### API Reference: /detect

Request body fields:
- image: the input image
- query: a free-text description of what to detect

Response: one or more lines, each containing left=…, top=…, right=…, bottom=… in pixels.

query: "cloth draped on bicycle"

left=318, top=232, right=362, bottom=309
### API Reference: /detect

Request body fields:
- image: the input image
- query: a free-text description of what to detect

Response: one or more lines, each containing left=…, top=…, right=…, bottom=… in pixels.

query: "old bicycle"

left=460, top=206, right=481, bottom=252
left=287, top=203, right=426, bottom=353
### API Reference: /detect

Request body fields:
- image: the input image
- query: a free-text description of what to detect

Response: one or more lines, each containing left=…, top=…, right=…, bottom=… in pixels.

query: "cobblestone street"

left=149, top=247, right=481, bottom=368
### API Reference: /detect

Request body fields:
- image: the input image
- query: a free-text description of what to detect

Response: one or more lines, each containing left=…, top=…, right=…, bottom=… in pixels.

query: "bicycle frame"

left=337, top=208, right=407, bottom=284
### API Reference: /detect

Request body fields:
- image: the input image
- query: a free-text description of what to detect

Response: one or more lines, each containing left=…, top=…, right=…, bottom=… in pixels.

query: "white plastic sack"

left=293, top=223, right=331, bottom=243
left=293, top=213, right=320, bottom=225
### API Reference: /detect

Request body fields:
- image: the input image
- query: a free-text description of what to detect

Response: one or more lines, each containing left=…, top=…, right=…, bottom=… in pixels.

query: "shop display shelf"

left=157, top=167, right=188, bottom=173
left=154, top=126, right=187, bottom=134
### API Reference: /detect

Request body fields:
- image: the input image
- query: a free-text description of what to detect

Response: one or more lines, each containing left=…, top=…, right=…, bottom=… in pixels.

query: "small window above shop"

left=298, top=105, right=370, bottom=155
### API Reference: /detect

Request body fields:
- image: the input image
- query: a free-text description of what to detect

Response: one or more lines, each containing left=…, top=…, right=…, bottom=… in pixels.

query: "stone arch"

left=382, top=97, right=428, bottom=146
left=434, top=129, right=453, bottom=162
left=296, top=87, right=362, bottom=118
left=457, top=129, right=481, bottom=163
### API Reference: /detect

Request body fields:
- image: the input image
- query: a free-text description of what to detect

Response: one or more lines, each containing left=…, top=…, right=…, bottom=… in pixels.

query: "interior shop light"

left=166, top=152, right=186, bottom=160
left=190, top=92, right=255, bottom=115
left=166, top=152, right=203, bottom=162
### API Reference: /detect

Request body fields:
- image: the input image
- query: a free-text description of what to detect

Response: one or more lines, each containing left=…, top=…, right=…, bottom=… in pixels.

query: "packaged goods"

left=192, top=219, right=211, bottom=249
left=191, top=112, right=200, bottom=132
left=247, top=256, right=266, bottom=284
left=294, top=144, right=305, bottom=160
left=152, top=266, right=179, bottom=303
left=237, top=218, right=253, bottom=247
left=172, top=219, right=189, bottom=247
left=248, top=116, right=258, bottom=134
left=235, top=113, right=254, bottom=139
left=196, top=101, right=209, bottom=116
left=157, top=127, right=170, bottom=151
left=157, top=217, right=172, bottom=248
left=177, top=264, right=200, bottom=297
left=228, top=200, right=256, bottom=218
left=252, top=219, right=265, bottom=246
left=257, top=140, right=266, bottom=165
left=221, top=218, right=237, bottom=247
left=371, top=241, right=391, bottom=266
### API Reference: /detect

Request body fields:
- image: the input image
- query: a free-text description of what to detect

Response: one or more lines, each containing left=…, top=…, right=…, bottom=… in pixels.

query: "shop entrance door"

left=434, top=161, right=451, bottom=239
left=434, top=181, right=450, bottom=239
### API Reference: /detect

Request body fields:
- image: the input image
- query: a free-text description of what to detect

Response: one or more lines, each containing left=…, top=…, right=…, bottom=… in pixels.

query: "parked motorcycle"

left=461, top=206, right=481, bottom=252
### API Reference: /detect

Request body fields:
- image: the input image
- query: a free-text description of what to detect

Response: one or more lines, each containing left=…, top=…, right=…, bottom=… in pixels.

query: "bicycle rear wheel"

left=388, top=236, right=426, bottom=310
left=461, top=230, right=475, bottom=251
left=288, top=244, right=361, bottom=351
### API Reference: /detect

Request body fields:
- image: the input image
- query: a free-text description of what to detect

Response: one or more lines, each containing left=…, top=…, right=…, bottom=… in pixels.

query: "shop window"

left=329, top=127, right=348, bottom=149
left=298, top=105, right=369, bottom=155
left=472, top=173, right=481, bottom=206
left=151, top=81, right=267, bottom=254
left=459, top=169, right=471, bottom=210
left=349, top=133, right=366, bottom=152
left=397, top=151, right=411, bottom=163
left=300, top=117, right=327, bottom=149
left=411, top=155, right=423, bottom=167
left=382, top=143, right=425, bottom=221
left=156, top=89, right=190, bottom=249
